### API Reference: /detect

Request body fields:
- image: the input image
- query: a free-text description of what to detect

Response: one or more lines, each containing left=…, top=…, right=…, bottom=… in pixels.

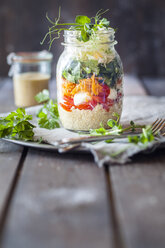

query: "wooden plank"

left=0, top=80, right=24, bottom=232
left=109, top=149, right=165, bottom=248
left=0, top=141, right=24, bottom=222
left=0, top=150, right=113, bottom=248
left=142, top=77, right=165, bottom=96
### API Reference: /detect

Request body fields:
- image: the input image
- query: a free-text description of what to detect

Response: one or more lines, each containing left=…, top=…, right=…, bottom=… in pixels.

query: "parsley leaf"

left=35, top=90, right=60, bottom=129
left=0, top=108, right=35, bottom=141
left=35, top=89, right=50, bottom=103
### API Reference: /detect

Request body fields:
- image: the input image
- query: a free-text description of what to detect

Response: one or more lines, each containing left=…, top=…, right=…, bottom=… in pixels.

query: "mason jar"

left=7, top=51, right=53, bottom=107
left=56, top=29, right=123, bottom=131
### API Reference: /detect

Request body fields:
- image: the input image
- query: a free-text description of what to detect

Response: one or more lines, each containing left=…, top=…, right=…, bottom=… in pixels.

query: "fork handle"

left=56, top=132, right=141, bottom=145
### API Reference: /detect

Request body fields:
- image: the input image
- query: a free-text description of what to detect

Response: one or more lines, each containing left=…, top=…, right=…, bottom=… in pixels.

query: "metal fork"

left=151, top=118, right=165, bottom=135
left=58, top=118, right=165, bottom=153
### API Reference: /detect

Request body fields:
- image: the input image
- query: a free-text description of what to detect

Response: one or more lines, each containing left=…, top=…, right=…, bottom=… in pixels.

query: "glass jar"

left=7, top=51, right=53, bottom=107
left=56, top=29, right=123, bottom=131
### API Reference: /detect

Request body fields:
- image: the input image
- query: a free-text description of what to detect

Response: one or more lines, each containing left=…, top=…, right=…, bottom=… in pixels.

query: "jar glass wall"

left=56, top=29, right=123, bottom=131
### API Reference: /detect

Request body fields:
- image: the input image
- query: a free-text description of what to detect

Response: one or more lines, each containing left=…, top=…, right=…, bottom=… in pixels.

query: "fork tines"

left=152, top=118, right=165, bottom=134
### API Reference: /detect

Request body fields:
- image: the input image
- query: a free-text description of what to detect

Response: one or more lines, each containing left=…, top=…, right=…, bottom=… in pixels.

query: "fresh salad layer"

left=59, top=57, right=123, bottom=112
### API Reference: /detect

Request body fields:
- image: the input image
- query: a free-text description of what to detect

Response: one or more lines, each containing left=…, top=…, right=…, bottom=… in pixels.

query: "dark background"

left=0, top=0, right=165, bottom=78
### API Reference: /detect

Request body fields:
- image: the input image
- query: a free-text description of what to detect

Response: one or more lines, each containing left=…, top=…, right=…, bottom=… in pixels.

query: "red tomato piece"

left=98, top=84, right=110, bottom=98
left=63, top=95, right=74, bottom=104
left=76, top=102, right=93, bottom=110
left=60, top=102, right=72, bottom=112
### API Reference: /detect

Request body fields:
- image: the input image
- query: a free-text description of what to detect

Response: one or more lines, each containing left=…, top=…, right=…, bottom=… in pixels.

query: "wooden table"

left=0, top=76, right=165, bottom=248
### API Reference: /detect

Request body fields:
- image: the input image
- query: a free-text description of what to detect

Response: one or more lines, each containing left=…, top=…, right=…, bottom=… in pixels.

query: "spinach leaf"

left=62, top=60, right=81, bottom=83
left=62, top=57, right=122, bottom=87
left=62, top=59, right=100, bottom=83
left=98, top=58, right=122, bottom=87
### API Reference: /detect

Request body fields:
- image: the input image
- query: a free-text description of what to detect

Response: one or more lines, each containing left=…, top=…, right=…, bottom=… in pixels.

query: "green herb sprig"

left=128, top=126, right=154, bottom=146
left=35, top=89, right=60, bottom=129
left=0, top=108, right=35, bottom=141
left=89, top=112, right=154, bottom=146
left=41, top=8, right=112, bottom=49
left=90, top=113, right=145, bottom=136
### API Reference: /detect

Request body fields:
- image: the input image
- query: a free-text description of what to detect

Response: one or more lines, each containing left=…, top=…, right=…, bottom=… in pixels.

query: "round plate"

left=2, top=138, right=88, bottom=153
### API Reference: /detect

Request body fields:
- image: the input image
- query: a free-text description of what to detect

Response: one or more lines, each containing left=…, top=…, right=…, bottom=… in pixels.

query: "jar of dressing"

left=7, top=51, right=53, bottom=107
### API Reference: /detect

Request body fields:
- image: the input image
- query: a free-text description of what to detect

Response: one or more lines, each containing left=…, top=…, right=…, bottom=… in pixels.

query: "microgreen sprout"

left=41, top=8, right=113, bottom=50
left=89, top=112, right=154, bottom=146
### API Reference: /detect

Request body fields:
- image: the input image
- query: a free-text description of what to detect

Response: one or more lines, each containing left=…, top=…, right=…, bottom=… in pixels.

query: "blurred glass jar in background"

left=7, top=51, right=53, bottom=107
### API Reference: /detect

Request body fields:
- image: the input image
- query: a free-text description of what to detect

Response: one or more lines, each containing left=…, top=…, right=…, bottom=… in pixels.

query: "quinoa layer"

left=59, top=101, right=123, bottom=131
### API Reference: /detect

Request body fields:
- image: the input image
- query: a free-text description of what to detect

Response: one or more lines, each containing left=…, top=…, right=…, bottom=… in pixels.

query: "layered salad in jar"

left=43, top=9, right=124, bottom=130
left=57, top=30, right=123, bottom=130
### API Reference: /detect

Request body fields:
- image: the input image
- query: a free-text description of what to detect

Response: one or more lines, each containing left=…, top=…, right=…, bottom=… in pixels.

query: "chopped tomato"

left=76, top=103, right=93, bottom=110
left=60, top=103, right=72, bottom=112
left=60, top=98, right=74, bottom=112
left=63, top=95, right=74, bottom=104
left=98, top=84, right=110, bottom=98
left=88, top=99, right=97, bottom=109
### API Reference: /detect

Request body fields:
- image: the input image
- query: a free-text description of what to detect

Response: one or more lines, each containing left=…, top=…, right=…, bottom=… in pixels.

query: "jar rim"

left=7, top=50, right=53, bottom=64
left=62, top=28, right=115, bottom=46
left=63, top=27, right=114, bottom=36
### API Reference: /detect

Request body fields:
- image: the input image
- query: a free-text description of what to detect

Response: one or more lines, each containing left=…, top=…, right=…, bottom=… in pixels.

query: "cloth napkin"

left=24, top=95, right=165, bottom=167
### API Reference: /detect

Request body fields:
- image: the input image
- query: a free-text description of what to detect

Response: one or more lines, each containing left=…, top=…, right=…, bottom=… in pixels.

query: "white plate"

left=2, top=138, right=87, bottom=153
left=3, top=138, right=57, bottom=150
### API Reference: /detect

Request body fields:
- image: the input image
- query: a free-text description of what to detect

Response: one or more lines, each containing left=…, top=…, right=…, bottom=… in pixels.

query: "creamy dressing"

left=13, top=72, right=50, bottom=107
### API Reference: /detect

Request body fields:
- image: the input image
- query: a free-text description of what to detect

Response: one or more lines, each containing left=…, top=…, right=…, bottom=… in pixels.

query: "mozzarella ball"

left=74, top=92, right=91, bottom=106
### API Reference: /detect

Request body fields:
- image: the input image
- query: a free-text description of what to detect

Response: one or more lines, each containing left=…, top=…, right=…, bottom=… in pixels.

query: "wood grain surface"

left=0, top=80, right=23, bottom=234
left=1, top=150, right=113, bottom=248
left=109, top=149, right=165, bottom=248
